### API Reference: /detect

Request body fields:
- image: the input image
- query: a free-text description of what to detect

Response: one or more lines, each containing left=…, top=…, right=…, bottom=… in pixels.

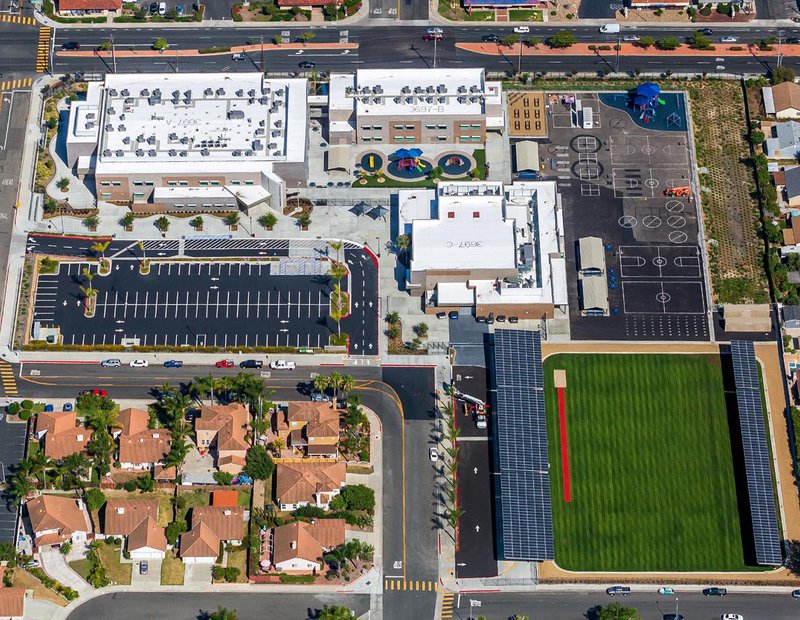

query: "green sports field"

left=544, top=353, right=753, bottom=572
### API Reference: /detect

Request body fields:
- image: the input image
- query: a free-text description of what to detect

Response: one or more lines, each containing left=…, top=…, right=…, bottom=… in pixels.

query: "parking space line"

left=215, top=291, right=220, bottom=319
left=266, top=291, right=270, bottom=318
left=154, top=291, right=159, bottom=319
left=246, top=291, right=250, bottom=319
left=185, top=291, right=190, bottom=319
left=133, top=291, right=139, bottom=318
left=225, top=291, right=230, bottom=319
left=143, top=291, right=149, bottom=318
left=196, top=291, right=200, bottom=319
left=123, top=291, right=129, bottom=319
left=236, top=291, right=240, bottom=319
left=102, top=290, right=109, bottom=318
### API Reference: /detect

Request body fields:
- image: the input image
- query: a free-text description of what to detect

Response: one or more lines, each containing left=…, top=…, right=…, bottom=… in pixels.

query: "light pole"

left=433, top=34, right=438, bottom=69
left=110, top=32, right=117, bottom=74
left=469, top=599, right=481, bottom=620
left=260, top=35, right=264, bottom=74
left=375, top=236, right=381, bottom=258
left=777, top=29, right=785, bottom=68
left=518, top=39, right=523, bottom=75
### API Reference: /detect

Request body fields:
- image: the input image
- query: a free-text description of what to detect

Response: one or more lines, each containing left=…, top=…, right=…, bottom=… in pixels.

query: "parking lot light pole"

left=375, top=236, right=381, bottom=258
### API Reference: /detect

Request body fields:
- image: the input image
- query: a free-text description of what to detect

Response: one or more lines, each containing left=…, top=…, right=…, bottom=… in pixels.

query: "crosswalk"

left=440, top=592, right=454, bottom=619
left=36, top=27, right=52, bottom=73
left=383, top=578, right=438, bottom=591
left=0, top=78, right=32, bottom=92
left=0, top=362, right=18, bottom=397
left=0, top=13, right=36, bottom=25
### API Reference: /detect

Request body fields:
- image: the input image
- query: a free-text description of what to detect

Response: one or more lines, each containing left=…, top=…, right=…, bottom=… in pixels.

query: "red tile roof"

left=58, top=0, right=121, bottom=10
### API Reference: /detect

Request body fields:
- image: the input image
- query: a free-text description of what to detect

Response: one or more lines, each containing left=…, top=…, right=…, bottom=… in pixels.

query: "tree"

left=317, top=605, right=354, bottom=620
left=299, top=31, right=315, bottom=44
left=56, top=177, right=70, bottom=191
left=340, top=484, right=375, bottom=512
left=749, top=130, right=765, bottom=145
left=60, top=541, right=72, bottom=555
left=273, top=34, right=282, bottom=45
left=87, top=430, right=115, bottom=476
left=340, top=374, right=355, bottom=399
left=166, top=435, right=190, bottom=469
left=386, top=311, right=400, bottom=324
left=501, top=33, right=520, bottom=48
left=244, top=444, right=275, bottom=480
left=331, top=283, right=345, bottom=337
left=190, top=216, right=204, bottom=230
left=386, top=325, right=400, bottom=340
left=636, top=36, right=655, bottom=49
left=165, top=520, right=187, bottom=545
left=155, top=216, right=170, bottom=233
left=297, top=213, right=311, bottom=229
left=121, top=212, right=135, bottom=228
left=213, top=471, right=234, bottom=485
left=8, top=472, right=33, bottom=505
left=526, top=37, right=541, bottom=48
left=395, top=234, right=410, bottom=256
left=689, top=31, right=712, bottom=50
left=207, top=606, right=238, bottom=620
left=152, top=37, right=168, bottom=51
left=597, top=603, right=641, bottom=620
left=223, top=212, right=240, bottom=227
left=772, top=65, right=796, bottom=85
left=85, top=488, right=107, bottom=511
left=191, top=375, right=216, bottom=404
left=91, top=240, right=110, bottom=260
left=548, top=30, right=576, bottom=49
left=313, top=374, right=331, bottom=395
left=81, top=267, right=95, bottom=296
left=258, top=213, right=278, bottom=229
left=62, top=452, right=91, bottom=488
left=137, top=473, right=155, bottom=492
left=656, top=36, right=680, bottom=50
left=415, top=322, right=428, bottom=337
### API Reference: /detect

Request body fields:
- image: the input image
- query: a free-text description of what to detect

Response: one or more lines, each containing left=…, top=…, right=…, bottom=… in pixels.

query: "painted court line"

left=557, top=386, right=572, bottom=503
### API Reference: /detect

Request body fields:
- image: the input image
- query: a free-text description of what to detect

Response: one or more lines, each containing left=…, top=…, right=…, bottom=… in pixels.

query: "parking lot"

left=33, top=258, right=375, bottom=351
left=547, top=91, right=710, bottom=341
left=0, top=419, right=26, bottom=543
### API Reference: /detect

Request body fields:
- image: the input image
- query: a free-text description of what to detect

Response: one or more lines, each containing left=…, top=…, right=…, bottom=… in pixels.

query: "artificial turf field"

left=544, top=353, right=754, bottom=572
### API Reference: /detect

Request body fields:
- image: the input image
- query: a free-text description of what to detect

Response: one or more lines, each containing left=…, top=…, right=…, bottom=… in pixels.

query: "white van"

left=270, top=360, right=296, bottom=370
left=599, top=23, right=621, bottom=34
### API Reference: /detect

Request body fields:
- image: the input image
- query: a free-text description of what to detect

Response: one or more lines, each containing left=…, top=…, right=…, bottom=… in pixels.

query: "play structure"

left=438, top=153, right=473, bottom=176
left=664, top=186, right=691, bottom=197
left=387, top=148, right=431, bottom=179
left=358, top=152, right=383, bottom=173
left=631, top=82, right=666, bottom=125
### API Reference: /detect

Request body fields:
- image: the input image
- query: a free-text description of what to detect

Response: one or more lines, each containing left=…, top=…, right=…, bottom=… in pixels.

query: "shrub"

left=244, top=444, right=275, bottom=480
left=340, top=484, right=375, bottom=512
left=18, top=409, right=32, bottom=421
left=123, top=480, right=138, bottom=492
left=6, top=402, right=19, bottom=415
left=165, top=520, right=187, bottom=546
left=295, top=505, right=325, bottom=519
left=21, top=399, right=33, bottom=410
left=86, top=488, right=106, bottom=511
left=656, top=36, right=680, bottom=51
left=213, top=471, right=234, bottom=485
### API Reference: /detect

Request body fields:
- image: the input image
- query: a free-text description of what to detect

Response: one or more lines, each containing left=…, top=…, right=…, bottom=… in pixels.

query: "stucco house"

left=26, top=495, right=91, bottom=549
left=0, top=588, right=25, bottom=620
left=270, top=519, right=345, bottom=573
left=765, top=120, right=800, bottom=159
left=103, top=499, right=167, bottom=559
left=179, top=506, right=246, bottom=564
left=274, top=461, right=346, bottom=511
left=195, top=404, right=250, bottom=475
left=34, top=411, right=92, bottom=461
left=275, top=402, right=340, bottom=458
left=115, top=408, right=172, bottom=470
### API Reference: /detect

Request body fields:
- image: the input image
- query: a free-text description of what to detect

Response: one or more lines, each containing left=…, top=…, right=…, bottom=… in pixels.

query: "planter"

left=301, top=226, right=309, bottom=231
left=139, top=260, right=151, bottom=275
left=377, top=177, right=385, bottom=184
left=266, top=226, right=274, bottom=232
left=230, top=224, right=238, bottom=231
left=125, top=225, right=133, bottom=232
left=195, top=226, right=204, bottom=232
left=98, top=259, right=111, bottom=276
left=83, top=295, right=96, bottom=318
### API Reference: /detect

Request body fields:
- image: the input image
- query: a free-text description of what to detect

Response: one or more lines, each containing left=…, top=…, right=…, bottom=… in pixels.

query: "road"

left=12, top=361, right=438, bottom=620
left=46, top=24, right=800, bottom=77
left=65, top=591, right=370, bottom=620
left=448, top=590, right=800, bottom=619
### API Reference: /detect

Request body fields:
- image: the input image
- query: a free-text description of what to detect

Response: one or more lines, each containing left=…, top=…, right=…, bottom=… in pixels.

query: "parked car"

left=101, top=359, right=121, bottom=367
left=513, top=26, right=529, bottom=34
left=240, top=359, right=264, bottom=369
left=176, top=3, right=184, bottom=14
left=129, top=359, right=149, bottom=368
left=149, top=1, right=158, bottom=13
left=699, top=28, right=714, bottom=36
left=83, top=389, right=108, bottom=397
left=606, top=586, right=631, bottom=596
left=425, top=27, right=443, bottom=35
left=508, top=316, right=519, bottom=324
left=719, top=36, right=738, bottom=43
left=232, top=53, right=246, bottom=61
left=270, top=360, right=296, bottom=370
left=703, top=587, right=727, bottom=596
left=429, top=447, right=439, bottom=462
left=448, top=311, right=459, bottom=320
left=61, top=42, right=81, bottom=51
left=311, top=392, right=330, bottom=402
left=44, top=404, right=54, bottom=412
left=599, top=23, right=620, bottom=34
left=163, top=360, right=183, bottom=368
left=298, top=61, right=316, bottom=69
left=793, top=588, right=800, bottom=598
left=481, top=34, right=500, bottom=43
left=215, top=359, right=234, bottom=368
left=486, top=312, right=495, bottom=325
left=721, top=615, right=743, bottom=620
left=658, top=587, right=675, bottom=595
left=24, top=560, right=40, bottom=569
left=788, top=37, right=800, bottom=44
left=63, top=403, right=73, bottom=412
left=475, top=414, right=487, bottom=430
left=158, top=1, right=166, bottom=15
left=436, top=312, right=447, bottom=319
left=140, top=561, right=148, bottom=575
left=496, top=315, right=506, bottom=323
left=622, top=35, right=640, bottom=42
left=476, top=316, right=487, bottom=323
left=663, top=615, right=684, bottom=620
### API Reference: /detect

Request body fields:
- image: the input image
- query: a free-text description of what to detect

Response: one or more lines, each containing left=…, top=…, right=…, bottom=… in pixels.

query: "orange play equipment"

left=664, top=186, right=691, bottom=197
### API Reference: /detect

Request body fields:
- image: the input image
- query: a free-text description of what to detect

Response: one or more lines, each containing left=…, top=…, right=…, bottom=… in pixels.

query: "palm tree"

left=328, top=240, right=343, bottom=263
left=8, top=472, right=34, bottom=505
left=62, top=452, right=91, bottom=488
left=313, top=374, right=331, bottom=396
left=165, top=435, right=190, bottom=470
left=223, top=212, right=240, bottom=228
left=29, top=451, right=54, bottom=489
left=330, top=283, right=344, bottom=337
left=317, top=605, right=355, bottom=620
left=339, top=374, right=355, bottom=400
left=190, top=375, right=216, bottom=404
left=386, top=311, right=400, bottom=325
left=215, top=376, right=234, bottom=403
left=90, top=240, right=111, bottom=260
left=328, top=371, right=343, bottom=402
left=81, top=267, right=95, bottom=295
left=84, top=406, right=118, bottom=432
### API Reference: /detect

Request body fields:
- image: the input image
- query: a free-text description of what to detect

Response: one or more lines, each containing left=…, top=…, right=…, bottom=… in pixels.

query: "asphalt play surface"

left=546, top=92, right=710, bottom=341
left=30, top=237, right=379, bottom=354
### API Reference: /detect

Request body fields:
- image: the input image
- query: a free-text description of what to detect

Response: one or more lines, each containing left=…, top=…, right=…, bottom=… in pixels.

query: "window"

left=447, top=211, right=455, bottom=219
left=373, top=137, right=383, bottom=142
left=101, top=192, right=111, bottom=199
left=393, top=124, right=403, bottom=130
left=210, top=180, right=220, bottom=186
left=174, top=204, right=184, bottom=208
left=100, top=181, right=111, bottom=187
left=362, top=137, right=371, bottom=142
left=394, top=136, right=404, bottom=142
left=473, top=211, right=480, bottom=218
left=459, top=124, right=470, bottom=130
left=459, top=136, right=470, bottom=142
left=361, top=125, right=371, bottom=131
left=133, top=181, right=144, bottom=187
left=405, top=125, right=414, bottom=130
left=471, top=124, right=481, bottom=129
left=179, top=181, right=188, bottom=186
left=425, top=124, right=436, bottom=130
left=471, top=136, right=481, bottom=142
left=199, top=180, right=209, bottom=186
left=133, top=192, right=144, bottom=198
left=187, top=203, right=197, bottom=208
left=231, top=180, right=241, bottom=185
left=437, top=136, right=447, bottom=142
left=167, top=181, right=177, bottom=187
left=244, top=180, right=254, bottom=185
left=111, top=181, right=121, bottom=187
left=438, top=124, right=447, bottom=130
left=373, top=125, right=383, bottom=131
left=405, top=137, right=415, bottom=142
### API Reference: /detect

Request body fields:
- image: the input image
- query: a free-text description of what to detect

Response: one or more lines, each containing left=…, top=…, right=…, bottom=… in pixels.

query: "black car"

left=699, top=28, right=713, bottom=36
left=702, top=587, right=727, bottom=596
left=496, top=315, right=506, bottom=323
left=663, top=615, right=685, bottom=620
left=240, top=359, right=264, bottom=369
left=476, top=315, right=487, bottom=323
left=508, top=316, right=519, bottom=324
left=149, top=1, right=159, bottom=12
left=61, top=42, right=80, bottom=50
left=481, top=34, right=500, bottom=43
left=298, top=61, right=316, bottom=69
left=788, top=37, right=800, bottom=44
left=448, top=311, right=459, bottom=320
left=606, top=586, right=631, bottom=596
left=436, top=312, right=447, bottom=319
left=486, top=312, right=495, bottom=325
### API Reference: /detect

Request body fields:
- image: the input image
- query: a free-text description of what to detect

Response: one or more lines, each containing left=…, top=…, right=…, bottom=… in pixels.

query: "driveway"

left=184, top=562, right=212, bottom=585
left=39, top=547, right=91, bottom=593
left=131, top=558, right=162, bottom=586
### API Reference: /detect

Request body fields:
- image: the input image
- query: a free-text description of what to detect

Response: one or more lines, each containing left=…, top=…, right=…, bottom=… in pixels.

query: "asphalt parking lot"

left=0, top=419, right=27, bottom=543
left=455, top=438, right=497, bottom=578
left=548, top=92, right=710, bottom=342
left=34, top=259, right=369, bottom=351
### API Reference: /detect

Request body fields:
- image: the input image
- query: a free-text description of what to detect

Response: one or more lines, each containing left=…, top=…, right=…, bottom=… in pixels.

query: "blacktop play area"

left=546, top=90, right=711, bottom=341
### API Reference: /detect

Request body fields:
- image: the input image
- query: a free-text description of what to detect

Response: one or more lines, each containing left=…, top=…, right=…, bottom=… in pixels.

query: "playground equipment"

left=664, top=186, right=691, bottom=197
left=369, top=155, right=375, bottom=169
left=632, top=82, right=664, bottom=124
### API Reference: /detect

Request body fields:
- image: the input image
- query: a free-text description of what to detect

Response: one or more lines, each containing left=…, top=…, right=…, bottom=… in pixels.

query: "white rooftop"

left=78, top=73, right=307, bottom=167
left=331, top=68, right=500, bottom=117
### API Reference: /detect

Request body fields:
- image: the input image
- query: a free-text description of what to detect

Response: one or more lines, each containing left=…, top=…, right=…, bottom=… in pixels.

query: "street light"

left=469, top=599, right=481, bottom=620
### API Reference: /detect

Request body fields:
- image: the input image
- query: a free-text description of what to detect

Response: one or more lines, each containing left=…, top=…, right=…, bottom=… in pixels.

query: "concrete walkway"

left=39, top=548, right=92, bottom=594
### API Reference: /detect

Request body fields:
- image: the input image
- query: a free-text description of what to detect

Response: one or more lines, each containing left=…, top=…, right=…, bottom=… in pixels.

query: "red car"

left=215, top=359, right=234, bottom=368
left=422, top=33, right=443, bottom=41
left=82, top=389, right=108, bottom=397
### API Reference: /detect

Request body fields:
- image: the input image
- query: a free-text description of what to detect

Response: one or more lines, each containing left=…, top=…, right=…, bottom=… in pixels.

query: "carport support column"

left=178, top=238, right=185, bottom=257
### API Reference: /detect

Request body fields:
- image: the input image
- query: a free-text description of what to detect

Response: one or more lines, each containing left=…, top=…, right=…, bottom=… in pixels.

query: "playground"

left=355, top=147, right=481, bottom=185
left=544, top=353, right=755, bottom=572
left=599, top=84, right=687, bottom=133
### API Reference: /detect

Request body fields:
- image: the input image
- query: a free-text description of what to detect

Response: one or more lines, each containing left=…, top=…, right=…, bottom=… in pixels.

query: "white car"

left=429, top=447, right=439, bottom=462
left=129, top=359, right=149, bottom=368
left=426, top=27, right=443, bottom=35
left=513, top=26, right=529, bottom=34
left=100, top=359, right=121, bottom=367
left=158, top=1, right=166, bottom=15
left=622, top=35, right=640, bottom=42
left=719, top=36, right=738, bottom=43
left=721, top=615, right=743, bottom=620
left=269, top=360, right=296, bottom=370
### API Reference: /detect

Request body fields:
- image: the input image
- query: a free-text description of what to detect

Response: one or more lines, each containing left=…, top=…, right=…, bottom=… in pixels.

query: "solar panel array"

left=493, top=329, right=554, bottom=561
left=730, top=340, right=783, bottom=566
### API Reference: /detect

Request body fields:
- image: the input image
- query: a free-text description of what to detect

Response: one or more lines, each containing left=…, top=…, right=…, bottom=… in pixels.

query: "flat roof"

left=331, top=68, right=500, bottom=118
left=80, top=73, right=306, bottom=168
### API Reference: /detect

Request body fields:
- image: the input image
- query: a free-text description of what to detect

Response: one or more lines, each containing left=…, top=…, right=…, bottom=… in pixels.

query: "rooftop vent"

left=108, top=89, right=118, bottom=97
left=228, top=110, right=245, bottom=120
left=122, top=136, right=130, bottom=144
left=121, top=89, right=129, bottom=96
left=116, top=507, right=125, bottom=515
left=140, top=88, right=149, bottom=97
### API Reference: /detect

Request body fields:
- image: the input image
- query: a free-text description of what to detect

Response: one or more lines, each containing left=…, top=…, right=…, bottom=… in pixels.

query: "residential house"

left=0, top=588, right=25, bottom=620
left=103, top=499, right=167, bottom=559
left=275, top=402, right=340, bottom=458
left=211, top=490, right=239, bottom=508
left=764, top=81, right=800, bottom=119
left=275, top=461, right=346, bottom=511
left=269, top=519, right=345, bottom=573
left=784, top=167, right=800, bottom=208
left=57, top=0, right=122, bottom=16
left=784, top=213, right=800, bottom=248
left=195, top=404, right=250, bottom=475
left=179, top=506, right=245, bottom=564
left=26, top=495, right=92, bottom=549
left=115, top=407, right=172, bottom=471
left=783, top=305, right=800, bottom=329
left=34, top=411, right=92, bottom=461
left=153, top=465, right=177, bottom=482
left=765, top=120, right=800, bottom=159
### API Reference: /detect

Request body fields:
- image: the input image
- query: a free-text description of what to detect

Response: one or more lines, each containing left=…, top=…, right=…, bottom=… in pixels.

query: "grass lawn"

left=545, top=354, right=752, bottom=572
left=68, top=558, right=90, bottom=581
left=97, top=543, right=132, bottom=585
left=13, top=569, right=68, bottom=606
left=226, top=546, right=249, bottom=582
left=177, top=490, right=210, bottom=521
left=509, top=8, right=543, bottom=21
left=160, top=551, right=185, bottom=585
left=237, top=489, right=252, bottom=508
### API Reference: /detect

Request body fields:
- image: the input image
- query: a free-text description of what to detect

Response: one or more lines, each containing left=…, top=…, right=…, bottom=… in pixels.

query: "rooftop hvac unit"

left=171, top=98, right=179, bottom=105
left=103, top=123, right=112, bottom=131
left=252, top=140, right=263, bottom=150
left=361, top=97, right=369, bottom=103
left=216, top=88, right=225, bottom=96
left=470, top=96, right=479, bottom=103
left=268, top=142, right=278, bottom=149
left=201, top=148, right=210, bottom=156
left=119, top=114, right=125, bottom=121
left=115, top=150, right=124, bottom=157
left=125, top=98, right=134, bottom=104
left=121, top=89, right=129, bottom=96
left=168, top=149, right=176, bottom=156
left=248, top=89, right=256, bottom=97
left=147, top=136, right=156, bottom=144
left=260, top=97, right=269, bottom=105
left=204, top=88, right=213, bottom=96
left=179, top=151, right=188, bottom=157
left=437, top=84, right=446, bottom=93
left=228, top=110, right=245, bottom=120
left=102, top=149, right=111, bottom=157
left=414, top=86, right=422, bottom=94
left=426, top=96, right=433, bottom=104
left=255, top=128, right=265, bottom=136
left=405, top=97, right=413, bottom=104
left=262, top=87, right=270, bottom=95
left=136, top=134, right=145, bottom=142
left=135, top=149, right=144, bottom=156
left=236, top=89, right=244, bottom=97
left=148, top=150, right=156, bottom=157
left=108, top=89, right=118, bottom=97
left=118, top=125, right=126, bottom=131
left=172, top=90, right=180, bottom=97
left=153, top=89, right=161, bottom=97
left=457, top=96, right=466, bottom=104
left=232, top=150, right=241, bottom=156
left=393, top=96, right=401, bottom=104
left=180, top=136, right=189, bottom=144
left=184, top=90, right=192, bottom=98
left=276, top=89, right=284, bottom=97
left=426, top=85, right=434, bottom=94
left=183, top=98, right=191, bottom=105
left=458, top=85, right=466, bottom=94
left=438, top=96, right=446, bottom=104
left=168, top=133, right=178, bottom=140
left=122, top=136, right=130, bottom=144
left=140, top=88, right=149, bottom=96
left=249, top=98, right=255, bottom=105
left=245, top=149, right=253, bottom=156
left=401, top=85, right=410, bottom=94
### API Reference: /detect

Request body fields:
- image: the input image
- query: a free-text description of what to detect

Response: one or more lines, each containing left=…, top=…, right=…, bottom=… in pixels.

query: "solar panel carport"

left=491, top=329, right=554, bottom=561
